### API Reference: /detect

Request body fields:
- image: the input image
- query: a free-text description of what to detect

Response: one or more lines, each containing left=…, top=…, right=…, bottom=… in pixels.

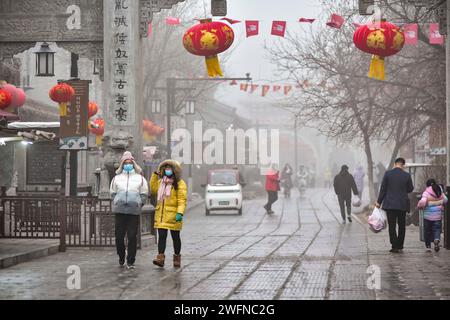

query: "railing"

left=0, top=192, right=155, bottom=251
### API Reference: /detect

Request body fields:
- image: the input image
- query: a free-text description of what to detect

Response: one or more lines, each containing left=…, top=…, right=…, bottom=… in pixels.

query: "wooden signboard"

left=26, top=142, right=64, bottom=185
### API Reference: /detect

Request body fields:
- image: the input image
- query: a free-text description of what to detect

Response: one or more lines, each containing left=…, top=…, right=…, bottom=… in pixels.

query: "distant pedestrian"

left=376, top=158, right=414, bottom=253
left=150, top=159, right=187, bottom=268
left=110, top=151, right=149, bottom=269
left=353, top=165, right=365, bottom=199
left=417, top=179, right=447, bottom=252
left=281, top=163, right=294, bottom=198
left=264, top=164, right=280, bottom=214
left=333, top=165, right=359, bottom=224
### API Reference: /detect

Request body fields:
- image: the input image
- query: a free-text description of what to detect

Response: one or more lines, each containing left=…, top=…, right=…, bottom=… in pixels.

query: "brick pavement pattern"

left=1, top=189, right=449, bottom=300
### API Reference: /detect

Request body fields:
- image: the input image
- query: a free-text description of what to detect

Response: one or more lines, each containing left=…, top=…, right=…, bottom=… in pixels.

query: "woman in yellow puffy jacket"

left=150, top=159, right=187, bottom=268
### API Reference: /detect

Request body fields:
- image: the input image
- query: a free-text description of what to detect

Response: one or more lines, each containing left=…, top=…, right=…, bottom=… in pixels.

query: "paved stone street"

left=1, top=188, right=450, bottom=300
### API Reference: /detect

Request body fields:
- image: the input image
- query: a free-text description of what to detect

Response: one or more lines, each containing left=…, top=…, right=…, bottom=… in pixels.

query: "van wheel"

left=206, top=208, right=210, bottom=215
left=238, top=208, right=243, bottom=215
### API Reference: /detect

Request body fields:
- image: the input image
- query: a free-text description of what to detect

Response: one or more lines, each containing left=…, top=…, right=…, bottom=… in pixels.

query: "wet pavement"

left=0, top=188, right=449, bottom=300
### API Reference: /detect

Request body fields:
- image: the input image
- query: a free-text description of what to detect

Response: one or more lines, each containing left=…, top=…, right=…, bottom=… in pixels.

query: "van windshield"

left=210, top=172, right=237, bottom=186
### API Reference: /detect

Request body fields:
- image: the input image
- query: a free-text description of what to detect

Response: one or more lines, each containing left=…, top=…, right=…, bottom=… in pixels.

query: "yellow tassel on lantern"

left=96, top=135, right=103, bottom=146
left=59, top=102, right=68, bottom=117
left=368, top=55, right=385, bottom=81
left=205, top=55, right=223, bottom=78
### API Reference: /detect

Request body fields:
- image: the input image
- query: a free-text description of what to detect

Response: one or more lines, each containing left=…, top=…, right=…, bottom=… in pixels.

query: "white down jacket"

left=110, top=171, right=149, bottom=215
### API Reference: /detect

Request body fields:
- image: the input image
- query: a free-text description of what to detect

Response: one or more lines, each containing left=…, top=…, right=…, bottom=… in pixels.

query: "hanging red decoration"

left=0, top=88, right=12, bottom=110
left=183, top=19, right=235, bottom=77
left=89, top=118, right=105, bottom=146
left=2, top=84, right=26, bottom=109
left=353, top=20, right=405, bottom=80
left=49, top=83, right=75, bottom=117
left=88, top=102, right=99, bottom=118
left=143, top=119, right=164, bottom=137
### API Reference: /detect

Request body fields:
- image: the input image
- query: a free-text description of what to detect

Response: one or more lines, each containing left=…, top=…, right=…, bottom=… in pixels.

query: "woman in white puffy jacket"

left=110, top=151, right=148, bottom=269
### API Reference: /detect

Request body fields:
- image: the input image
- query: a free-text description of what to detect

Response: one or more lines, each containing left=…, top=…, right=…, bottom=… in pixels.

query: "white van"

left=203, top=169, right=244, bottom=215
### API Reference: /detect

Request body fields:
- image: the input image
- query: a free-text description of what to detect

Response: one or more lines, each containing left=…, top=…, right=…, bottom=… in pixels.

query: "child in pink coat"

left=417, top=179, right=448, bottom=252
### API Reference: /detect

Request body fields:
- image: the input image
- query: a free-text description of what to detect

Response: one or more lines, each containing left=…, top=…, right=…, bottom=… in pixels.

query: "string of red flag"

left=231, top=79, right=330, bottom=97
left=151, top=14, right=444, bottom=45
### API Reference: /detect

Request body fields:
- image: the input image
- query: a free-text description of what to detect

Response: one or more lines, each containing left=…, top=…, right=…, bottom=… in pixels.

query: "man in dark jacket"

left=334, top=165, right=359, bottom=224
left=376, top=158, right=414, bottom=253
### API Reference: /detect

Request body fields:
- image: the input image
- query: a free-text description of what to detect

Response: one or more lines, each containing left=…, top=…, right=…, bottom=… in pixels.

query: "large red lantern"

left=183, top=19, right=235, bottom=77
left=49, top=83, right=75, bottom=117
left=0, top=88, right=12, bottom=110
left=353, top=21, right=405, bottom=81
left=89, top=118, right=105, bottom=146
left=143, top=119, right=164, bottom=142
left=88, top=102, right=98, bottom=118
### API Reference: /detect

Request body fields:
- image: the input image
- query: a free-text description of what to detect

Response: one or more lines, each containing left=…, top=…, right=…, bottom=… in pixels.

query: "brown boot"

left=173, top=254, right=181, bottom=268
left=153, top=254, right=165, bottom=267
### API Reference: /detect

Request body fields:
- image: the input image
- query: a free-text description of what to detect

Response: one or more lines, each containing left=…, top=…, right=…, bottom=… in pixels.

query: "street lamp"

left=151, top=99, right=162, bottom=114
left=183, top=99, right=196, bottom=115
left=35, top=42, right=55, bottom=77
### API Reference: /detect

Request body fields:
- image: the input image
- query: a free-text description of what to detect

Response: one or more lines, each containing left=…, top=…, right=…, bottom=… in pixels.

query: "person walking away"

left=333, top=165, right=359, bottom=224
left=376, top=158, right=414, bottom=253
left=353, top=165, right=365, bottom=200
left=110, top=151, right=149, bottom=269
left=150, top=160, right=187, bottom=268
left=417, top=179, right=448, bottom=252
left=281, top=163, right=293, bottom=198
left=264, top=164, right=280, bottom=214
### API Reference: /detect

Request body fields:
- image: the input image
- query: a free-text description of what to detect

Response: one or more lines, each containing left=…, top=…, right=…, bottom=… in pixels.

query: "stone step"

left=0, top=239, right=60, bottom=269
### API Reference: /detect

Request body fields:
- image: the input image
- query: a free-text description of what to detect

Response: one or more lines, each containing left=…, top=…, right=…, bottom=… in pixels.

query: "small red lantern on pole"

left=49, top=83, right=75, bottom=117
left=353, top=20, right=405, bottom=80
left=183, top=19, right=235, bottom=77
left=88, top=102, right=98, bottom=118
left=89, top=118, right=105, bottom=146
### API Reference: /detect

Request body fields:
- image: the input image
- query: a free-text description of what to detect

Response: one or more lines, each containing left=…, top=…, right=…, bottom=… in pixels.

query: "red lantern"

left=2, top=84, right=26, bottom=109
left=89, top=118, right=105, bottom=146
left=353, top=21, right=405, bottom=80
left=49, top=83, right=75, bottom=117
left=183, top=19, right=235, bottom=77
left=0, top=88, right=12, bottom=110
left=88, top=102, right=98, bottom=118
left=143, top=119, right=164, bottom=138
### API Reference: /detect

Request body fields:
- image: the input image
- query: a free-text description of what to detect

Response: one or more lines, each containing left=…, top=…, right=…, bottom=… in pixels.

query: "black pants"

left=338, top=195, right=351, bottom=220
left=157, top=228, right=181, bottom=255
left=265, top=191, right=278, bottom=211
left=386, top=210, right=406, bottom=250
left=115, top=214, right=139, bottom=265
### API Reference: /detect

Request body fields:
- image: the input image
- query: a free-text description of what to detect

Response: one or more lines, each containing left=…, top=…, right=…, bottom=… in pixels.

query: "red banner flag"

left=271, top=21, right=287, bottom=37
left=230, top=80, right=238, bottom=86
left=166, top=17, right=181, bottom=25
left=273, top=85, right=282, bottom=92
left=284, top=85, right=292, bottom=95
left=403, top=24, right=418, bottom=45
left=326, top=14, right=345, bottom=29
left=299, top=18, right=315, bottom=23
left=250, top=84, right=259, bottom=93
left=240, top=84, right=249, bottom=92
left=246, top=20, right=259, bottom=37
left=430, top=23, right=444, bottom=45
left=262, top=85, right=271, bottom=97
left=221, top=17, right=241, bottom=24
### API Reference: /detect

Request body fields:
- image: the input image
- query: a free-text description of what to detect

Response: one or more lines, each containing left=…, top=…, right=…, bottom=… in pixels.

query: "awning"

left=7, top=122, right=60, bottom=129
left=0, top=110, right=20, bottom=122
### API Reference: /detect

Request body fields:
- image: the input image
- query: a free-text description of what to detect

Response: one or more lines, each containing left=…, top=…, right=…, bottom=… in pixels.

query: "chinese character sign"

left=110, top=0, right=135, bottom=125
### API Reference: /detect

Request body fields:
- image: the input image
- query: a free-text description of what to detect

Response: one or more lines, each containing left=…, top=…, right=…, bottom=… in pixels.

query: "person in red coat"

left=264, top=165, right=280, bottom=214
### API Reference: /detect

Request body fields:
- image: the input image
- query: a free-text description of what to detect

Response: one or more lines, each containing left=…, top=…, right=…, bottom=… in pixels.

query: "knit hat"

left=120, top=151, right=135, bottom=162
left=341, top=165, right=349, bottom=171
left=116, top=151, right=142, bottom=174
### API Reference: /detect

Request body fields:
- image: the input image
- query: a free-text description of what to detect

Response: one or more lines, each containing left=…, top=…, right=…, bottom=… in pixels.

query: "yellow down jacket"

left=150, top=160, right=187, bottom=231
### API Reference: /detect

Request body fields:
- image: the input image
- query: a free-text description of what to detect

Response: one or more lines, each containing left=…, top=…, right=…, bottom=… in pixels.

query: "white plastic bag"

left=368, top=207, right=387, bottom=233
left=352, top=197, right=362, bottom=208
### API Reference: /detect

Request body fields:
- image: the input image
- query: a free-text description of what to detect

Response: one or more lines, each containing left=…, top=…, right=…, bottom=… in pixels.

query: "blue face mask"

left=165, top=169, right=173, bottom=177
left=123, top=164, right=134, bottom=173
